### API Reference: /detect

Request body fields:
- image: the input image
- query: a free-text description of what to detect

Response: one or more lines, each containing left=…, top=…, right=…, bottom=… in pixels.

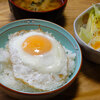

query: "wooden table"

left=0, top=0, right=100, bottom=100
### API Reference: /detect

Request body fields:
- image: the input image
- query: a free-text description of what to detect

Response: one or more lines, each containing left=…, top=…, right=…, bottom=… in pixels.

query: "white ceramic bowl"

left=74, top=3, right=100, bottom=64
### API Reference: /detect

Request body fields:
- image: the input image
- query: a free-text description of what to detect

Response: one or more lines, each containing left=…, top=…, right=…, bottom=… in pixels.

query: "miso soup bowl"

left=8, top=0, right=67, bottom=21
left=74, top=3, right=100, bottom=64
left=0, top=19, right=82, bottom=100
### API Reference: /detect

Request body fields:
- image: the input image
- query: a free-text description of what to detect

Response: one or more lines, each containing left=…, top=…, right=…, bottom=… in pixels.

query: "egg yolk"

left=91, top=41, right=100, bottom=50
left=22, top=35, right=52, bottom=55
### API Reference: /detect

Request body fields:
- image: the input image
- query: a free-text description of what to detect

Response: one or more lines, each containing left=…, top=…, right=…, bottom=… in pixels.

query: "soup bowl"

left=0, top=19, right=82, bottom=99
left=8, top=0, right=67, bottom=21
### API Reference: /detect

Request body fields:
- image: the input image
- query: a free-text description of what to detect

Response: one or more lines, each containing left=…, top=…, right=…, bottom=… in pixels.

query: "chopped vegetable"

left=79, top=5, right=100, bottom=51
left=79, top=5, right=100, bottom=41
left=79, top=27, right=92, bottom=43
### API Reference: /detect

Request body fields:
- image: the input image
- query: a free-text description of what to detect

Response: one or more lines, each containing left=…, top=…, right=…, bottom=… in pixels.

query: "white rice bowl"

left=0, top=30, right=76, bottom=92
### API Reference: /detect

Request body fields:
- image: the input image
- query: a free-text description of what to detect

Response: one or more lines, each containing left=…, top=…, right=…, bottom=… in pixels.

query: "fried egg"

left=8, top=30, right=69, bottom=90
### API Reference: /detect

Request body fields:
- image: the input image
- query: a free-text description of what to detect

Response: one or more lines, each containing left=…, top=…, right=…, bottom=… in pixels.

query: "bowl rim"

left=74, top=3, right=100, bottom=54
left=0, top=18, right=82, bottom=95
left=8, top=0, right=68, bottom=13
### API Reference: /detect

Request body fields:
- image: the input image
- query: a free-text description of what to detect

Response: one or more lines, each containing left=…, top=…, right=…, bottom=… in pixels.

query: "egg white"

left=8, top=30, right=69, bottom=90
left=9, top=30, right=67, bottom=73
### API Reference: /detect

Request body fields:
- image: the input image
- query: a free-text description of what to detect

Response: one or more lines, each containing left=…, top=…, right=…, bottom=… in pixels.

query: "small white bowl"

left=74, top=3, right=100, bottom=64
